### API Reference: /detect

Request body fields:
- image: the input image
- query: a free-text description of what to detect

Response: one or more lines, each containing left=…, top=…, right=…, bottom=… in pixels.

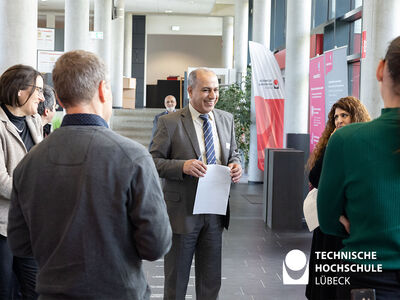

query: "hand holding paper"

left=193, top=165, right=231, bottom=215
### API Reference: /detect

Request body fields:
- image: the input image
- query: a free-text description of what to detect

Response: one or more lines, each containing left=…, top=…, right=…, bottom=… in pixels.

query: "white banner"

left=249, top=41, right=285, bottom=171
left=37, top=28, right=55, bottom=51
left=37, top=50, right=63, bottom=73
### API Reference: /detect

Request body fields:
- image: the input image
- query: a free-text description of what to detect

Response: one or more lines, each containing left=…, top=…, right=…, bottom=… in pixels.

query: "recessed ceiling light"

left=171, top=25, right=180, bottom=31
left=165, top=10, right=173, bottom=13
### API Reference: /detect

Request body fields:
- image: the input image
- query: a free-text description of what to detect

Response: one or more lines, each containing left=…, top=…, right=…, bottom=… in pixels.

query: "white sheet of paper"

left=193, top=164, right=231, bottom=215
left=303, top=188, right=319, bottom=231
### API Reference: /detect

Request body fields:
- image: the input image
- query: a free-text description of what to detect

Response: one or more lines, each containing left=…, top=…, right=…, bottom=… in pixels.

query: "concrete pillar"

left=360, top=0, right=400, bottom=118
left=0, top=0, right=38, bottom=73
left=284, top=0, right=311, bottom=136
left=46, top=13, right=56, bottom=28
left=124, top=13, right=133, bottom=77
left=111, top=0, right=124, bottom=107
left=248, top=0, right=272, bottom=182
left=65, top=0, right=89, bottom=51
left=234, top=0, right=249, bottom=81
left=222, top=16, right=234, bottom=69
left=94, top=0, right=112, bottom=74
left=252, top=0, right=271, bottom=47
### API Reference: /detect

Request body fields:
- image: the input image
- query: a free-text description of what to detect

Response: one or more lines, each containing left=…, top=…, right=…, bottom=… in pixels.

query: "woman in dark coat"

left=305, top=96, right=370, bottom=300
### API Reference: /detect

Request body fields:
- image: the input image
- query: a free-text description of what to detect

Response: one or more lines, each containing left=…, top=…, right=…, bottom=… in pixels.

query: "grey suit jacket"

left=0, top=106, right=42, bottom=236
left=150, top=106, right=240, bottom=234
left=8, top=125, right=172, bottom=299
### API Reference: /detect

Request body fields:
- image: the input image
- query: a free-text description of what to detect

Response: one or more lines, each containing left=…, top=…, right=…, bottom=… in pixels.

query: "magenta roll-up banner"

left=309, top=55, right=326, bottom=153
left=324, top=46, right=348, bottom=121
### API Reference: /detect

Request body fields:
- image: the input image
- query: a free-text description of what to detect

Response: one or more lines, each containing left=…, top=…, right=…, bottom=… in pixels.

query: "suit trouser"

left=164, top=214, right=223, bottom=300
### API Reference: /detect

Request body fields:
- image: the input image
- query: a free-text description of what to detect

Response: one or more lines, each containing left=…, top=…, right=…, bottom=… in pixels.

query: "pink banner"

left=255, top=97, right=284, bottom=170
left=309, top=55, right=326, bottom=153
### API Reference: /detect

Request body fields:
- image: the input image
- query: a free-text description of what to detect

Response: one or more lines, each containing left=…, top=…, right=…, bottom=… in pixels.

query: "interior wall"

left=146, top=14, right=222, bottom=36
left=146, top=34, right=223, bottom=84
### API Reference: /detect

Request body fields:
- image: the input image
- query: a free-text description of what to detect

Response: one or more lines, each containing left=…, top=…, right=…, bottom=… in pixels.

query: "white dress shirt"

left=188, top=103, right=221, bottom=165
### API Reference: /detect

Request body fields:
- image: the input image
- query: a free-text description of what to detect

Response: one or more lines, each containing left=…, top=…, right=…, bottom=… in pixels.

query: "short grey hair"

left=52, top=50, right=107, bottom=108
left=188, top=68, right=216, bottom=88
left=37, top=85, right=55, bottom=116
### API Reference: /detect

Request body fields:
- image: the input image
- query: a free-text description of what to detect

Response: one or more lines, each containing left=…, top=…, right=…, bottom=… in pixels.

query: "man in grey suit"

left=150, top=68, right=242, bottom=300
left=7, top=50, right=172, bottom=300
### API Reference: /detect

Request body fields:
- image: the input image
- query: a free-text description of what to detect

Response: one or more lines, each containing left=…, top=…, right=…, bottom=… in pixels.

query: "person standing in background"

left=149, top=95, right=177, bottom=150
left=37, top=85, right=57, bottom=138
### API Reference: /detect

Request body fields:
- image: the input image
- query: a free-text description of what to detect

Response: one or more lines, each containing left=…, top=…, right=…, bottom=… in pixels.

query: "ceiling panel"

left=38, top=0, right=218, bottom=15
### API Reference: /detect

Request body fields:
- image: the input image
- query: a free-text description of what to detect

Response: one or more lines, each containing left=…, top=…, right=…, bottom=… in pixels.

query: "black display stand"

left=265, top=149, right=304, bottom=230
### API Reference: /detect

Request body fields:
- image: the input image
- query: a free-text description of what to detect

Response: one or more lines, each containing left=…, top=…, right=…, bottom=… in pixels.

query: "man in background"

left=149, top=95, right=176, bottom=150
left=7, top=50, right=172, bottom=299
left=150, top=68, right=242, bottom=300
left=37, top=85, right=57, bottom=137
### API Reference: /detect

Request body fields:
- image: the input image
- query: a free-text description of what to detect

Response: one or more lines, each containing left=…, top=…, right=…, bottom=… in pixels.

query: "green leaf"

left=216, top=67, right=251, bottom=164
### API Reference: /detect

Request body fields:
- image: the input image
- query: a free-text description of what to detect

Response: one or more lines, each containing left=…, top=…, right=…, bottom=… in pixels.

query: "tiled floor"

left=143, top=182, right=313, bottom=300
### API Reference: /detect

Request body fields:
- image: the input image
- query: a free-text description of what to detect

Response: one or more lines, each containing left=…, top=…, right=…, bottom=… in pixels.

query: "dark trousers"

left=336, top=262, right=400, bottom=300
left=164, top=214, right=223, bottom=300
left=0, top=235, right=38, bottom=300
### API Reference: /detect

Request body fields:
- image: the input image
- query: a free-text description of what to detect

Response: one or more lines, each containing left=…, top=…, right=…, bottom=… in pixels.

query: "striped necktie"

left=199, top=114, right=216, bottom=164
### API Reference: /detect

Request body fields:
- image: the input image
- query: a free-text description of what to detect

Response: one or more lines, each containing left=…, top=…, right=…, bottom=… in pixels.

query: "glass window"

left=313, top=0, right=329, bottom=27
left=352, top=0, right=362, bottom=9
left=348, top=61, right=361, bottom=99
left=349, top=19, right=362, bottom=55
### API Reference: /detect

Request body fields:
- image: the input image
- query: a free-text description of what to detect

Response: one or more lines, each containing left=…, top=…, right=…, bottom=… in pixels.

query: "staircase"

left=110, top=108, right=165, bottom=149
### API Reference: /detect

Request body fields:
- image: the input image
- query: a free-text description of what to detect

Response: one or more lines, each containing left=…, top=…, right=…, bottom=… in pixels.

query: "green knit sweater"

left=318, top=108, right=400, bottom=269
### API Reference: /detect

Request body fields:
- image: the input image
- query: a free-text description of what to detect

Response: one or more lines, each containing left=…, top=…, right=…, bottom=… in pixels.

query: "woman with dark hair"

left=306, top=96, right=371, bottom=300
left=318, top=36, right=400, bottom=299
left=0, top=65, right=44, bottom=299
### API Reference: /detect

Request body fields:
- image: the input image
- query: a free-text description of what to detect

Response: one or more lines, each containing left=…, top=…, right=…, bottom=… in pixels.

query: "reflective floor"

left=143, top=182, right=313, bottom=300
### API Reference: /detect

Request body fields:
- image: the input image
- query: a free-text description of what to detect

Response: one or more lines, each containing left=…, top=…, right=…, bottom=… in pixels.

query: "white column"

left=248, top=0, right=272, bottom=182
left=234, top=0, right=249, bottom=81
left=46, top=13, right=56, bottom=28
left=94, top=0, right=112, bottom=74
left=0, top=0, right=37, bottom=73
left=252, top=0, right=271, bottom=47
left=124, top=13, right=133, bottom=77
left=65, top=0, right=89, bottom=51
left=360, top=0, right=400, bottom=118
left=111, top=0, right=124, bottom=107
left=222, top=16, right=234, bottom=69
left=284, top=0, right=311, bottom=136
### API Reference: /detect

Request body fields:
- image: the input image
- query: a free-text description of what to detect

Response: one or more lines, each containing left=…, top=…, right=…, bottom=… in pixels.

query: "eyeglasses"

left=27, top=85, right=44, bottom=96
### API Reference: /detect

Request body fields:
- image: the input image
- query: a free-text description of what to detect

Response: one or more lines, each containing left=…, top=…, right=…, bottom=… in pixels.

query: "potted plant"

left=216, top=68, right=251, bottom=169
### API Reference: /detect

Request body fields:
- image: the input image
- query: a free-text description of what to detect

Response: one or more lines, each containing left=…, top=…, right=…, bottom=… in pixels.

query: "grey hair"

left=37, top=85, right=55, bottom=116
left=188, top=68, right=216, bottom=88
left=52, top=50, right=107, bottom=108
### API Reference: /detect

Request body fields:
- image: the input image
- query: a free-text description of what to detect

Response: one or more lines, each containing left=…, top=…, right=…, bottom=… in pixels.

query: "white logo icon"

left=282, top=249, right=309, bottom=285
